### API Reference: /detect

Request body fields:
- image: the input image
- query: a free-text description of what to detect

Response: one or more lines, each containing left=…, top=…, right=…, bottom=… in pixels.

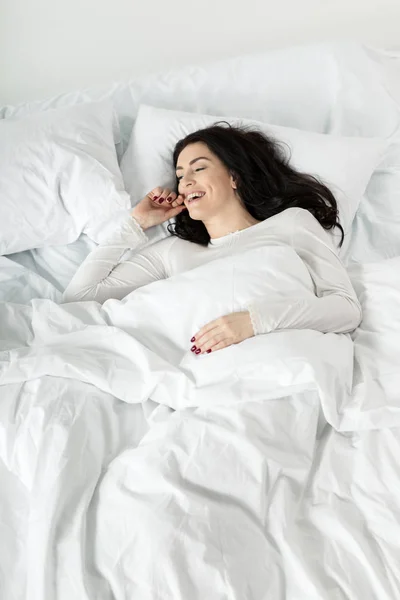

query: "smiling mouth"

left=187, top=193, right=206, bottom=205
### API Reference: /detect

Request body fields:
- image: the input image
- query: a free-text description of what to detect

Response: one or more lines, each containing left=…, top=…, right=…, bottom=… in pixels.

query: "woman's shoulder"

left=272, top=207, right=321, bottom=231
left=267, top=207, right=332, bottom=248
left=265, top=207, right=306, bottom=231
left=274, top=207, right=308, bottom=222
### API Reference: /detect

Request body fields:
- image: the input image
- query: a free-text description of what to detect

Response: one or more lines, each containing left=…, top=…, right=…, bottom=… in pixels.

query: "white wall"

left=1, top=0, right=400, bottom=106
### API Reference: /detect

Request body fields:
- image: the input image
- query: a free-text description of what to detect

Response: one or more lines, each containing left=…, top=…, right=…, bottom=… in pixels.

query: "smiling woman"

left=169, top=121, right=344, bottom=247
left=173, top=144, right=261, bottom=241
left=62, top=122, right=361, bottom=356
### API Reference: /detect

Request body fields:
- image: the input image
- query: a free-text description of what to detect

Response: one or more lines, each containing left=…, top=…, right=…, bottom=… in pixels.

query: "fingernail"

left=166, top=197, right=172, bottom=203
left=153, top=196, right=158, bottom=200
left=195, top=348, right=201, bottom=354
left=206, top=349, right=212, bottom=353
left=191, top=337, right=195, bottom=342
left=191, top=345, right=197, bottom=352
left=158, top=198, right=164, bottom=203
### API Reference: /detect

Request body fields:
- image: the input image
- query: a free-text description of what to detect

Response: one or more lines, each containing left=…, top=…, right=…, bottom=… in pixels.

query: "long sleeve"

left=247, top=208, right=362, bottom=335
left=62, top=213, right=170, bottom=304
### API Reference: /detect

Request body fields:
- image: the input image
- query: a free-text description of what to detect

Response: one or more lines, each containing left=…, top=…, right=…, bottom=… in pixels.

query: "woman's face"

left=176, top=142, right=238, bottom=219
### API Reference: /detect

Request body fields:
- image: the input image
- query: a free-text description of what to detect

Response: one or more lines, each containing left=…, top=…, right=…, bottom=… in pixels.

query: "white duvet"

left=1, top=248, right=400, bottom=599
left=1, top=41, right=400, bottom=600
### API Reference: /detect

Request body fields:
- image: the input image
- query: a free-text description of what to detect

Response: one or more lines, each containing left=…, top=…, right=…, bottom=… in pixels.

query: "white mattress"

left=1, top=42, right=400, bottom=600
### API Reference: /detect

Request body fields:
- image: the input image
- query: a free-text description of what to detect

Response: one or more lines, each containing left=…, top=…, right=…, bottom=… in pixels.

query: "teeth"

left=187, top=192, right=205, bottom=202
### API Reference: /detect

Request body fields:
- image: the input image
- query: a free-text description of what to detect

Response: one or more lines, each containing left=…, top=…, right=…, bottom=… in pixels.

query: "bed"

left=1, top=41, right=400, bottom=599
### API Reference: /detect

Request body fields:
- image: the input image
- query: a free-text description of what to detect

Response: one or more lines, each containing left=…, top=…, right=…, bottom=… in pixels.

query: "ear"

left=230, top=173, right=238, bottom=190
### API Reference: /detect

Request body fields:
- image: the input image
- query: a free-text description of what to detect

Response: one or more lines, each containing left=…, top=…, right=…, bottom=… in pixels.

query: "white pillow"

left=0, top=101, right=130, bottom=255
left=120, top=105, right=387, bottom=252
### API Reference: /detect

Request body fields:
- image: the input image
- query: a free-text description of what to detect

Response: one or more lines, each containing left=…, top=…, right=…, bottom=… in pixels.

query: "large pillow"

left=0, top=101, right=130, bottom=255
left=0, top=43, right=343, bottom=150
left=120, top=105, right=387, bottom=253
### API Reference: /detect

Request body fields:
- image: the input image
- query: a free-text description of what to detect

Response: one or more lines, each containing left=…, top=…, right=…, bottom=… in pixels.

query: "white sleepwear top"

left=62, top=207, right=362, bottom=336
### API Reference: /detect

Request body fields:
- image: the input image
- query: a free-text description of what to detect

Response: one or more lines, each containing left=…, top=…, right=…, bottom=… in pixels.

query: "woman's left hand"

left=190, top=311, right=255, bottom=355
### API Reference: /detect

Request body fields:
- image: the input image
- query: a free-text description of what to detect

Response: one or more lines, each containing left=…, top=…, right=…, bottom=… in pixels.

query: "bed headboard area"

left=1, top=0, right=400, bottom=106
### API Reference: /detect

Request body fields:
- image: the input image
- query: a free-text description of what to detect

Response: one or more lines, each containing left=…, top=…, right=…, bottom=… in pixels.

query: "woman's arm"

left=62, top=213, right=170, bottom=304
left=247, top=208, right=362, bottom=335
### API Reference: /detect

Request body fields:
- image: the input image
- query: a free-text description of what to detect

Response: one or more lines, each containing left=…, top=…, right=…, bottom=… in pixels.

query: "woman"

left=62, top=123, right=362, bottom=356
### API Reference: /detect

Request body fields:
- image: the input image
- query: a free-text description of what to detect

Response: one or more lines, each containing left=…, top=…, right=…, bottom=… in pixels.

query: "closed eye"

left=177, top=167, right=206, bottom=181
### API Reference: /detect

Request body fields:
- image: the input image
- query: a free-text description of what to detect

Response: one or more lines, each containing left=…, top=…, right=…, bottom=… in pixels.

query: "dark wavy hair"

left=166, top=122, right=344, bottom=247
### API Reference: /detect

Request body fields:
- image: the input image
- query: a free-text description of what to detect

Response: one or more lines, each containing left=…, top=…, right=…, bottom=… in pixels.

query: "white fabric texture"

left=0, top=101, right=130, bottom=255
left=62, top=207, right=362, bottom=337
left=120, top=104, right=387, bottom=253
left=1, top=251, right=400, bottom=598
left=1, top=43, right=400, bottom=600
left=2, top=234, right=97, bottom=298
left=0, top=42, right=342, bottom=146
left=2, top=41, right=400, bottom=261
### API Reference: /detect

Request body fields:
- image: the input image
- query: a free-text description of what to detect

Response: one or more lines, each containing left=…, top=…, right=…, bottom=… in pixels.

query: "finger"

left=191, top=320, right=220, bottom=344
left=149, top=188, right=171, bottom=205
left=203, top=340, right=229, bottom=355
left=148, top=187, right=163, bottom=201
left=166, top=204, right=187, bottom=218
left=171, top=194, right=185, bottom=208
left=212, top=341, right=230, bottom=353
left=159, top=188, right=176, bottom=205
left=193, top=333, right=226, bottom=353
left=165, top=192, right=177, bottom=204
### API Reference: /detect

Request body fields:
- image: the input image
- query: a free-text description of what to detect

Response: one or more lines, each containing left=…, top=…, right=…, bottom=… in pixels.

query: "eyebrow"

left=175, top=156, right=212, bottom=171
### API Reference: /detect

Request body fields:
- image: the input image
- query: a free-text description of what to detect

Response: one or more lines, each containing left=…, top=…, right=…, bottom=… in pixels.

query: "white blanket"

left=1, top=249, right=400, bottom=599
left=1, top=41, right=400, bottom=599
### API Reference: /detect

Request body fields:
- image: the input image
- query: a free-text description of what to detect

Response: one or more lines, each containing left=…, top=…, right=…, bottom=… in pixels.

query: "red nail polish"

left=191, top=345, right=196, bottom=351
left=158, top=198, right=164, bottom=203
left=206, top=349, right=212, bottom=353
left=153, top=196, right=158, bottom=200
left=195, top=348, right=201, bottom=354
left=191, top=337, right=195, bottom=342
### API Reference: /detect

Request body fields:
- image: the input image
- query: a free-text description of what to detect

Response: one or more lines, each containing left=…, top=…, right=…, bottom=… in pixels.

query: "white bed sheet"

left=2, top=234, right=96, bottom=303
left=1, top=249, right=400, bottom=599
left=1, top=42, right=400, bottom=600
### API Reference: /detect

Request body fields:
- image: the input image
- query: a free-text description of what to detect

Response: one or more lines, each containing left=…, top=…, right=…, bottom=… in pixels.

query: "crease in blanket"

left=1, top=253, right=400, bottom=599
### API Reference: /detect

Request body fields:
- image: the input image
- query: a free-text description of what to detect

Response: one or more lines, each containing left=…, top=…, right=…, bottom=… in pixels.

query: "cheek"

left=216, top=176, right=233, bottom=194
left=207, top=175, right=221, bottom=191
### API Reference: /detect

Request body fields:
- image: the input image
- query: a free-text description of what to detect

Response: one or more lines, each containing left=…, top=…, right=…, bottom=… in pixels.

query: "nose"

left=179, top=174, right=196, bottom=195
left=183, top=176, right=195, bottom=187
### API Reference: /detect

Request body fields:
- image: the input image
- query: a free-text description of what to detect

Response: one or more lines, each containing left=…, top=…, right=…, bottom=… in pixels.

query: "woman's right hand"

left=130, top=187, right=187, bottom=231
